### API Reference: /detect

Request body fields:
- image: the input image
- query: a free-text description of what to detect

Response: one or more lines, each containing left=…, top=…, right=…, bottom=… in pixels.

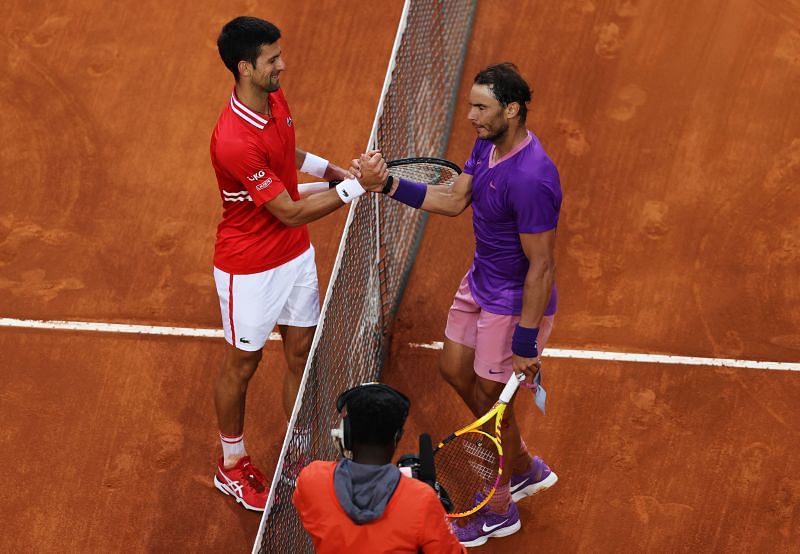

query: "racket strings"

left=389, top=163, right=459, bottom=187
left=434, top=431, right=500, bottom=515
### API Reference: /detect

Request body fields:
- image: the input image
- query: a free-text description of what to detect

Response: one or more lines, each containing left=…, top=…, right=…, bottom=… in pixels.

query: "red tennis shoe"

left=213, top=456, right=269, bottom=512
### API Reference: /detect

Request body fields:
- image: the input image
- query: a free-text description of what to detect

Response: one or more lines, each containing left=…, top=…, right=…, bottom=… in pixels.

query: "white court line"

left=409, top=341, right=800, bottom=372
left=0, top=318, right=282, bottom=341
left=2, top=317, right=797, bottom=371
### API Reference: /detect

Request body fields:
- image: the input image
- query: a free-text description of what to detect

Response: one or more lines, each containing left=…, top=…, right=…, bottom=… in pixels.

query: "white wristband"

left=300, top=152, right=329, bottom=178
left=335, top=178, right=366, bottom=204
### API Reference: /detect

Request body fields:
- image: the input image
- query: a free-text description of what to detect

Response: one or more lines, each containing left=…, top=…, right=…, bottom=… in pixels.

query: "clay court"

left=2, top=0, right=799, bottom=552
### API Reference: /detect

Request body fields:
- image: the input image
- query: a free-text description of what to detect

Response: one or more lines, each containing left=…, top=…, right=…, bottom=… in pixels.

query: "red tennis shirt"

left=210, top=88, right=310, bottom=274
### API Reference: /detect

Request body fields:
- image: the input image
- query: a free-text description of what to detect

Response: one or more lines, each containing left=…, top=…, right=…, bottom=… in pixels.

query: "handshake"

left=347, top=150, right=390, bottom=193
left=304, top=150, right=391, bottom=204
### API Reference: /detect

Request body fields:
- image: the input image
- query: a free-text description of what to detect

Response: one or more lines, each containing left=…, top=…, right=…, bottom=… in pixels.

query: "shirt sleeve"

left=462, top=140, right=484, bottom=175
left=509, top=166, right=561, bottom=234
left=223, top=138, right=287, bottom=206
left=419, top=489, right=467, bottom=554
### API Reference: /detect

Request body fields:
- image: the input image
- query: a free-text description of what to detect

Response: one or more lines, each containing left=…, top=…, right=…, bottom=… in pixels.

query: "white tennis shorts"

left=213, top=246, right=320, bottom=351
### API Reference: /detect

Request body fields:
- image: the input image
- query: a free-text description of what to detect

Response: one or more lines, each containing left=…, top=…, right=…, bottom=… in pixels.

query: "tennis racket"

left=297, top=156, right=461, bottom=197
left=433, top=372, right=525, bottom=518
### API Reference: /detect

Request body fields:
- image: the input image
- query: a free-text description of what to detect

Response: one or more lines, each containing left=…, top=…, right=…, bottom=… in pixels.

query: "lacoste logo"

left=239, top=338, right=250, bottom=344
left=341, top=189, right=349, bottom=197
left=287, top=116, right=293, bottom=126
left=482, top=520, right=508, bottom=533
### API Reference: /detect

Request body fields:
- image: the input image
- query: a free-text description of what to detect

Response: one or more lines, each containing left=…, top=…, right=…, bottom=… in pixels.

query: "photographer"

left=293, top=383, right=465, bottom=553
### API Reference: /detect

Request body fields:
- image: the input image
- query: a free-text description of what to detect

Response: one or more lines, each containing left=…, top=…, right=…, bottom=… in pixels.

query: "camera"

left=397, top=452, right=453, bottom=513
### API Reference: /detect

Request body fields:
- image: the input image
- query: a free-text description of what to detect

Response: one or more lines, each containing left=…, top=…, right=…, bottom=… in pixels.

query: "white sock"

left=220, top=432, right=247, bottom=468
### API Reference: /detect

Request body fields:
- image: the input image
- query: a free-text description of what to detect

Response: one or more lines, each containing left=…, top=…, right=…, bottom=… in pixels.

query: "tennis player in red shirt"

left=210, top=16, right=387, bottom=511
left=294, top=383, right=465, bottom=554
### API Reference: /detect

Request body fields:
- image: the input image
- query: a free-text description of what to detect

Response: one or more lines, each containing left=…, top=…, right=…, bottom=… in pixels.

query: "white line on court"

left=409, top=342, right=800, bottom=372
left=2, top=317, right=797, bottom=371
left=0, top=318, right=282, bottom=341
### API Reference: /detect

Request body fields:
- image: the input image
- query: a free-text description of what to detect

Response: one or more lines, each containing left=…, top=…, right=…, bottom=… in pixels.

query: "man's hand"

left=512, top=354, right=540, bottom=384
left=356, top=151, right=388, bottom=191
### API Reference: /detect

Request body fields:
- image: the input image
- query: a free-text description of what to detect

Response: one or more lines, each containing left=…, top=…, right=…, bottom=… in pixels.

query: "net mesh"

left=254, top=1, right=476, bottom=551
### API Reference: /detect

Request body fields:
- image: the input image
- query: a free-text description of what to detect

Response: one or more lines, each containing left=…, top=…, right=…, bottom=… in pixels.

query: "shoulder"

left=394, top=476, right=442, bottom=505
left=513, top=136, right=559, bottom=185
left=214, top=122, right=262, bottom=161
left=297, top=460, right=335, bottom=488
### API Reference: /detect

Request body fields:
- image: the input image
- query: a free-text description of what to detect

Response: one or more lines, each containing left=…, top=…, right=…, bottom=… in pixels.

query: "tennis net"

left=253, top=1, right=476, bottom=551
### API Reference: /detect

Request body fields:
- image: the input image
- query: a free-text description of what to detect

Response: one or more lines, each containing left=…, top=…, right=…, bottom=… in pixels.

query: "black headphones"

left=331, top=382, right=410, bottom=456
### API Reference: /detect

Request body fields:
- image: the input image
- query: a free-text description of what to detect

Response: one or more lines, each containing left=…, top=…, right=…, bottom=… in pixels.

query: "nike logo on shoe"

left=482, top=520, right=509, bottom=533
left=509, top=477, right=530, bottom=493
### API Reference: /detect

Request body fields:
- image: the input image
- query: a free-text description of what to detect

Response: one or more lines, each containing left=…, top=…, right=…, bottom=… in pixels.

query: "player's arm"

left=512, top=229, right=556, bottom=377
left=265, top=153, right=387, bottom=227
left=295, top=148, right=354, bottom=182
left=378, top=171, right=473, bottom=216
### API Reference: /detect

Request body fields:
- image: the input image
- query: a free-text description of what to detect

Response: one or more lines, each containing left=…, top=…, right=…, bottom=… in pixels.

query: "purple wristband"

left=511, top=324, right=539, bottom=358
left=390, top=178, right=427, bottom=209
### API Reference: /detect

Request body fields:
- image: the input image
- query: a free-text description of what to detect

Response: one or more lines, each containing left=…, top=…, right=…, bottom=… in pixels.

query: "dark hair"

left=217, top=16, right=281, bottom=79
left=474, top=62, right=532, bottom=123
left=345, top=386, right=409, bottom=446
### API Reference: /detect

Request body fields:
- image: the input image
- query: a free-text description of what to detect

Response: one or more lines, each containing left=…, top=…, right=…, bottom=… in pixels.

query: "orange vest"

left=293, top=461, right=466, bottom=554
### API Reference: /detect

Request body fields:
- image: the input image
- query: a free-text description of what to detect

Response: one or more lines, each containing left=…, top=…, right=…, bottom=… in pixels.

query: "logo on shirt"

left=255, top=178, right=273, bottom=191
left=247, top=170, right=266, bottom=182
left=489, top=180, right=497, bottom=190
left=239, top=338, right=250, bottom=344
left=287, top=116, right=293, bottom=127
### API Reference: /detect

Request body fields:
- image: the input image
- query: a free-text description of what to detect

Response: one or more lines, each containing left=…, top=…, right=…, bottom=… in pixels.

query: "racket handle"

left=499, top=372, right=524, bottom=403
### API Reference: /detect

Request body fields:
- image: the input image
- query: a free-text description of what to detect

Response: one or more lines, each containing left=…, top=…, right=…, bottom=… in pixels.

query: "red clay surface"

left=2, top=0, right=800, bottom=553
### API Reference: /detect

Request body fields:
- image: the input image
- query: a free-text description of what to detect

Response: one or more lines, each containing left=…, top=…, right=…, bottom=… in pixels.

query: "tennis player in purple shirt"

left=381, top=63, right=561, bottom=547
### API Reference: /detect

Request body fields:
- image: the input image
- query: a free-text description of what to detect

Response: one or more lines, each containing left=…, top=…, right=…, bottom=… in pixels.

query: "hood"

left=333, top=459, right=401, bottom=525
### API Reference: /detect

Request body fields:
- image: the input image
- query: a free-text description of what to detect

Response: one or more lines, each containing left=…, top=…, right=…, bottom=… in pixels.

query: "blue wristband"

left=390, top=178, right=427, bottom=209
left=511, top=324, right=539, bottom=358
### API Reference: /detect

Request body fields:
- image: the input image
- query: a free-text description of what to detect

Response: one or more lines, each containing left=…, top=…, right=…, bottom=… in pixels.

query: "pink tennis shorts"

left=444, top=274, right=554, bottom=384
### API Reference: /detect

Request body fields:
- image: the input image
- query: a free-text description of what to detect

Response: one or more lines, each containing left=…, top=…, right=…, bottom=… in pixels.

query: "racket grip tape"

left=499, top=373, right=523, bottom=403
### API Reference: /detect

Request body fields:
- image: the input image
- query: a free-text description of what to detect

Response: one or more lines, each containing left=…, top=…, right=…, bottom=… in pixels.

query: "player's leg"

left=472, top=308, right=558, bottom=500
left=451, top=374, right=521, bottom=546
left=211, top=266, right=292, bottom=511
left=275, top=247, right=320, bottom=468
left=440, top=274, right=482, bottom=415
left=275, top=246, right=320, bottom=415
left=277, top=324, right=315, bottom=417
left=215, top=345, right=263, bottom=440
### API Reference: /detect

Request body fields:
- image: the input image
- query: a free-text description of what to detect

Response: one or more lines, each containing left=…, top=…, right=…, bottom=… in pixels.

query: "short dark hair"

left=474, top=62, right=532, bottom=123
left=346, top=385, right=409, bottom=446
left=217, top=16, right=281, bottom=79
